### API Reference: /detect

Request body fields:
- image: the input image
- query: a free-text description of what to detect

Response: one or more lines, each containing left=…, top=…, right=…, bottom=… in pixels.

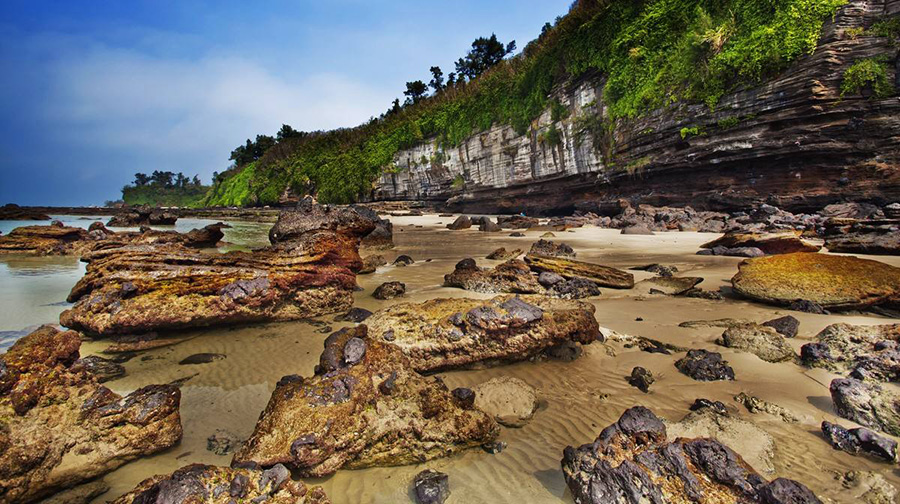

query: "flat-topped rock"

left=719, top=324, right=795, bottom=363
left=825, top=218, right=900, bottom=255
left=0, top=326, right=182, bottom=504
left=702, top=231, right=821, bottom=255
left=232, top=326, right=498, bottom=476
left=60, top=200, right=378, bottom=336
left=731, top=253, right=900, bottom=310
left=107, top=205, right=177, bottom=227
left=561, top=407, right=820, bottom=504
left=0, top=223, right=226, bottom=256
left=110, top=464, right=330, bottom=504
left=524, top=254, right=634, bottom=289
left=364, top=295, right=599, bottom=372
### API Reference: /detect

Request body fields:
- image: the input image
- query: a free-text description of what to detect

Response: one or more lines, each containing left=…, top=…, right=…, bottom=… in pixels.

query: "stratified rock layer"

left=0, top=326, right=182, bottom=504
left=364, top=295, right=600, bottom=372
left=232, top=326, right=499, bottom=476
left=110, top=464, right=331, bottom=504
left=824, top=219, right=900, bottom=255
left=524, top=254, right=635, bottom=289
left=731, top=253, right=900, bottom=310
left=701, top=232, right=820, bottom=255
left=561, top=406, right=821, bottom=503
left=60, top=200, right=377, bottom=335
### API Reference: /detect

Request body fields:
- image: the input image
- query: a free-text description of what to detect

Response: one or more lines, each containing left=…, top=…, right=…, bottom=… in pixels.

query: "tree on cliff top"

left=403, top=80, right=428, bottom=104
left=454, top=34, right=516, bottom=81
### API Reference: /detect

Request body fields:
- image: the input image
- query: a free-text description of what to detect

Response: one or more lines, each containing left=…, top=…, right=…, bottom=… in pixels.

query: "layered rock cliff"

left=373, top=0, right=900, bottom=215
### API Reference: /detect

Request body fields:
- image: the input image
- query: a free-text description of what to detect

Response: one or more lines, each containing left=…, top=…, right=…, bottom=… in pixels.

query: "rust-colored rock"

left=0, top=326, right=182, bottom=504
left=61, top=200, right=378, bottom=335
left=731, top=253, right=900, bottom=310
left=0, top=223, right=225, bottom=256
left=110, top=464, right=330, bottom=504
left=364, top=295, right=600, bottom=372
left=524, top=254, right=634, bottom=289
left=701, top=231, right=821, bottom=255
left=232, top=326, right=498, bottom=476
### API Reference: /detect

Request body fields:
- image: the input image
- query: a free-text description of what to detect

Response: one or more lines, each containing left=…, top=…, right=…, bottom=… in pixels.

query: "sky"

left=0, top=0, right=572, bottom=206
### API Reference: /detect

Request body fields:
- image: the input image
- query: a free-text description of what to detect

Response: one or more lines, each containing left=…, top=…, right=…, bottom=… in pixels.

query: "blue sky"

left=0, top=0, right=572, bottom=206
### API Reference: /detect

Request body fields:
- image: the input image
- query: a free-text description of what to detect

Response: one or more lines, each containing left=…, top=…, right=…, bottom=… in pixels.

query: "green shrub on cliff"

left=213, top=0, right=850, bottom=206
left=842, top=57, right=895, bottom=98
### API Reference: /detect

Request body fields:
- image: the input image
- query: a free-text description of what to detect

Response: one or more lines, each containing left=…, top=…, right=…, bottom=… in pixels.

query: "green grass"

left=211, top=0, right=852, bottom=206
left=842, top=57, right=895, bottom=98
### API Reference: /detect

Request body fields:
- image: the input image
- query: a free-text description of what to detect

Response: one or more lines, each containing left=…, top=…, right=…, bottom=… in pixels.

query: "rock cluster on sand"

left=0, top=326, right=182, bottom=504
left=0, top=222, right=225, bottom=256
left=800, top=323, right=900, bottom=380
left=561, top=406, right=820, bottom=503
left=363, top=295, right=600, bottom=372
left=110, top=464, right=330, bottom=504
left=232, top=326, right=499, bottom=476
left=824, top=218, right=900, bottom=255
left=731, top=252, right=900, bottom=310
left=60, top=199, right=378, bottom=335
left=107, top=205, right=177, bottom=227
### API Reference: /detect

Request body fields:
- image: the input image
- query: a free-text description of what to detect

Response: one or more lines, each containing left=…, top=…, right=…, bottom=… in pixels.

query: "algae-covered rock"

left=110, top=464, right=330, bottom=504
left=561, top=407, right=819, bottom=503
left=232, top=326, right=498, bottom=476
left=364, top=295, right=599, bottom=372
left=0, top=326, right=182, bottom=504
left=800, top=323, right=900, bottom=380
left=731, top=253, right=900, bottom=310
left=523, top=254, right=634, bottom=289
left=719, top=324, right=795, bottom=363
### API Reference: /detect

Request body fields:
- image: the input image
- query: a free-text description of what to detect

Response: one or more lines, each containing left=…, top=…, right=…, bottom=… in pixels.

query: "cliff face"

left=374, top=0, right=900, bottom=215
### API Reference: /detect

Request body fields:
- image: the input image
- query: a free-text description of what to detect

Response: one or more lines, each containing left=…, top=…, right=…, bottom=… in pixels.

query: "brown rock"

left=0, top=326, right=182, bottom=504
left=702, top=231, right=821, bottom=255
left=443, top=258, right=543, bottom=294
left=486, top=247, right=523, bottom=260
left=232, top=326, right=498, bottom=476
left=524, top=254, right=634, bottom=289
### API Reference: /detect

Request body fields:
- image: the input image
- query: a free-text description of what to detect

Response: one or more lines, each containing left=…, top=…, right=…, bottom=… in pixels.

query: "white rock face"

left=374, top=80, right=605, bottom=202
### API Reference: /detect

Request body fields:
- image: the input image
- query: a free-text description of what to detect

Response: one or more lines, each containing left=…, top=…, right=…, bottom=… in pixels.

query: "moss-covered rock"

left=731, top=253, right=900, bottom=310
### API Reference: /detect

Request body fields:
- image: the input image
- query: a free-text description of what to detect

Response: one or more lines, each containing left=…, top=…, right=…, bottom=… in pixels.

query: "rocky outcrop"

left=701, top=232, right=821, bottom=255
left=232, top=325, right=498, bottom=476
left=560, top=407, right=820, bottom=504
left=0, top=222, right=225, bottom=256
left=731, top=252, right=900, bottom=310
left=110, top=464, right=331, bottom=504
left=373, top=2, right=900, bottom=215
left=0, top=326, right=182, bottom=504
left=800, top=323, right=900, bottom=380
left=831, top=378, right=900, bottom=436
left=523, top=254, right=634, bottom=289
left=0, top=203, right=50, bottom=220
left=107, top=205, right=177, bottom=227
left=60, top=200, right=378, bottom=335
left=363, top=295, right=600, bottom=372
left=824, top=218, right=900, bottom=255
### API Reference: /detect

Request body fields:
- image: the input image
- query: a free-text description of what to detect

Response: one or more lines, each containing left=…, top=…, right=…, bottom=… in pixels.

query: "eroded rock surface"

left=107, top=205, right=177, bottom=227
left=443, top=258, right=542, bottom=294
left=701, top=232, right=820, bottom=255
left=0, top=223, right=225, bottom=256
left=676, top=349, right=735, bottom=381
left=824, top=218, right=900, bottom=255
left=831, top=378, right=900, bottom=436
left=719, top=324, right=795, bottom=363
left=364, top=295, right=600, bottom=372
left=800, top=323, right=900, bottom=381
left=529, top=239, right=575, bottom=258
left=0, top=326, right=182, bottom=504
left=523, top=254, right=634, bottom=289
left=561, top=407, right=819, bottom=504
left=232, top=325, right=498, bottom=476
left=60, top=200, right=377, bottom=335
left=731, top=253, right=900, bottom=310
left=109, top=464, right=331, bottom=504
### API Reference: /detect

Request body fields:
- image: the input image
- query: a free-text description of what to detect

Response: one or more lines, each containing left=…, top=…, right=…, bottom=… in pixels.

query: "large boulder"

left=701, top=231, right=820, bottom=255
left=446, top=215, right=472, bottom=230
left=800, top=323, right=900, bottom=381
left=719, top=324, right=795, bottom=363
left=109, top=464, right=330, bottom=504
left=824, top=218, right=900, bottom=255
left=524, top=254, right=634, bottom=289
left=364, top=295, right=600, bottom=372
left=831, top=378, right=900, bottom=436
left=232, top=326, right=499, bottom=476
left=0, top=326, right=182, bottom=504
left=731, top=253, right=900, bottom=310
left=561, top=407, right=820, bottom=504
left=61, top=200, right=378, bottom=336
left=443, top=258, right=543, bottom=294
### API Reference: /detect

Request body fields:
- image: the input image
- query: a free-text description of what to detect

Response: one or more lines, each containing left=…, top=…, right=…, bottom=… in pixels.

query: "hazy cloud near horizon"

left=0, top=0, right=570, bottom=206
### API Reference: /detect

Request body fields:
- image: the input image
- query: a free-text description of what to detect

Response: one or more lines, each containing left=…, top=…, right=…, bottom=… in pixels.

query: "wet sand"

left=3, top=214, right=900, bottom=503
